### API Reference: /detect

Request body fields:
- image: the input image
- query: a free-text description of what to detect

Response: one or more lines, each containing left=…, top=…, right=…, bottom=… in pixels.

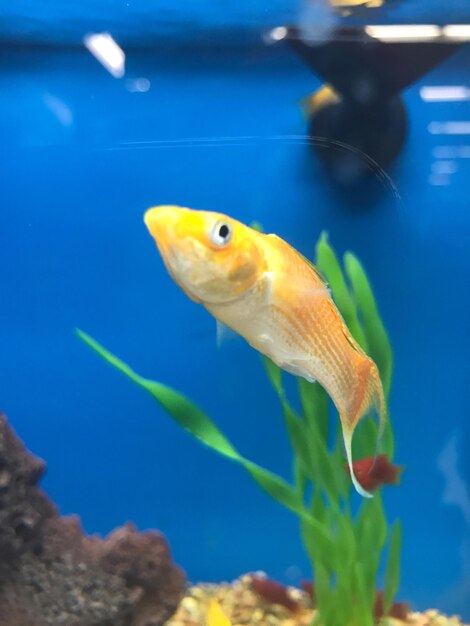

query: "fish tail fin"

left=342, top=424, right=374, bottom=498
left=340, top=358, right=388, bottom=498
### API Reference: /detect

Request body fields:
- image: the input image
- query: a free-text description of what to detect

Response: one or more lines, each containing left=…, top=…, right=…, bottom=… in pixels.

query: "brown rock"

left=0, top=412, right=185, bottom=626
left=0, top=414, right=56, bottom=561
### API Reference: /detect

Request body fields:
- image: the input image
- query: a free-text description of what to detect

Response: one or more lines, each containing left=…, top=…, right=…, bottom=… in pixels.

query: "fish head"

left=144, top=205, right=265, bottom=304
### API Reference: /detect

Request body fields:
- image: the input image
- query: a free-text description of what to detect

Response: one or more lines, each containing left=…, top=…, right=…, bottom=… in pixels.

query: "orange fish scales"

left=276, top=306, right=348, bottom=395
left=260, top=306, right=311, bottom=363
left=271, top=303, right=314, bottom=353
left=347, top=355, right=376, bottom=419
left=280, top=298, right=342, bottom=367
left=320, top=307, right=361, bottom=375
left=302, top=306, right=354, bottom=389
left=310, top=320, right=349, bottom=374
left=273, top=282, right=362, bottom=415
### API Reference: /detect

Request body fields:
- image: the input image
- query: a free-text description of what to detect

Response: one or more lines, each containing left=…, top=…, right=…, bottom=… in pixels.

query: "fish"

left=299, top=84, right=340, bottom=120
left=328, top=0, right=383, bottom=9
left=206, top=598, right=231, bottom=626
left=144, top=205, right=387, bottom=497
left=346, top=454, right=402, bottom=492
left=250, top=575, right=301, bottom=613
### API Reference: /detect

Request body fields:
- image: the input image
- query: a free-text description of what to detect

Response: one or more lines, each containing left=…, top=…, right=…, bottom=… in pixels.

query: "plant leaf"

left=281, top=398, right=318, bottom=479
left=352, top=416, right=378, bottom=460
left=306, top=412, right=344, bottom=504
left=76, top=329, right=334, bottom=548
left=343, top=252, right=393, bottom=396
left=298, top=378, right=329, bottom=444
left=315, top=232, right=367, bottom=350
left=335, top=512, right=357, bottom=572
left=352, top=562, right=375, bottom=626
left=262, top=356, right=284, bottom=398
left=293, top=456, right=309, bottom=498
left=383, top=520, right=402, bottom=614
left=313, top=562, right=334, bottom=626
left=355, top=495, right=387, bottom=599
left=261, top=358, right=320, bottom=483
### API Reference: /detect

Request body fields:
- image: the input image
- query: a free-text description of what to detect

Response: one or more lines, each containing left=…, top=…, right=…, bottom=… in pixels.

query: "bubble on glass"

left=43, top=93, right=73, bottom=127
left=284, top=565, right=302, bottom=581
left=126, top=77, right=151, bottom=93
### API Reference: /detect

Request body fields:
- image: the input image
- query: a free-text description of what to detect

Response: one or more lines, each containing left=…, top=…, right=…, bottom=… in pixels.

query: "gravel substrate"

left=165, top=574, right=469, bottom=626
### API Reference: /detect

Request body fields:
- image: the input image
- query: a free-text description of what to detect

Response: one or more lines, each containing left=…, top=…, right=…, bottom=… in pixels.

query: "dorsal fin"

left=266, top=233, right=328, bottom=286
left=341, top=325, right=367, bottom=357
left=298, top=250, right=329, bottom=286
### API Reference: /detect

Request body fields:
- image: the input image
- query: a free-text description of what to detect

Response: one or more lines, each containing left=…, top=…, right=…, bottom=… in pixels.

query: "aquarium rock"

left=0, top=413, right=184, bottom=626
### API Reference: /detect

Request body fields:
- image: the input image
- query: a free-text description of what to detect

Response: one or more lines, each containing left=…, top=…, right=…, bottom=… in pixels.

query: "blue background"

left=1, top=0, right=470, bottom=46
left=0, top=2, right=469, bottom=619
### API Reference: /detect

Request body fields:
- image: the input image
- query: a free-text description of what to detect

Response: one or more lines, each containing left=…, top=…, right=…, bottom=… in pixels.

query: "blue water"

left=1, top=0, right=469, bottom=46
left=0, top=3, right=469, bottom=620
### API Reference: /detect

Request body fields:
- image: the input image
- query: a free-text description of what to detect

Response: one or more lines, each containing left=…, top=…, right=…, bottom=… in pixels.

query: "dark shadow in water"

left=301, top=136, right=404, bottom=214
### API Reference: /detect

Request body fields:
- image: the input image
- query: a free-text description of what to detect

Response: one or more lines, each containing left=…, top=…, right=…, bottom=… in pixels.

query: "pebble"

left=165, top=576, right=469, bottom=626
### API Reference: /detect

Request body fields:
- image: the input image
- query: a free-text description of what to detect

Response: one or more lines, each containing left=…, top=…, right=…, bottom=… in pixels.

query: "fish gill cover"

left=77, top=232, right=404, bottom=626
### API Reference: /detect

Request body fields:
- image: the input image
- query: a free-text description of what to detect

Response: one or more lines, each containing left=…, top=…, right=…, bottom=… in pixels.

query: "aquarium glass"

left=0, top=1, right=469, bottom=624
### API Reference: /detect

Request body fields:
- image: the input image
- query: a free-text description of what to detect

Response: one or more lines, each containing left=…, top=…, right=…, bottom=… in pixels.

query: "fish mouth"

left=144, top=205, right=183, bottom=249
left=144, top=205, right=202, bottom=301
left=144, top=205, right=186, bottom=273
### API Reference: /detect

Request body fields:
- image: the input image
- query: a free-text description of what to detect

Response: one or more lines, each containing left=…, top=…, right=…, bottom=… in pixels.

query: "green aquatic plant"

left=77, top=233, right=402, bottom=626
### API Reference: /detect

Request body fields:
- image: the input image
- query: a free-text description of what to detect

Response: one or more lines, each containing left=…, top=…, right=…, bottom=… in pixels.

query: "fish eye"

left=210, top=221, right=233, bottom=247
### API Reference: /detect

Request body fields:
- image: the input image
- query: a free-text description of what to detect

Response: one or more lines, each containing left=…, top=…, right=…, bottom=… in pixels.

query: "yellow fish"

left=144, top=206, right=387, bottom=497
left=205, top=598, right=231, bottom=626
left=299, top=84, right=340, bottom=120
left=328, top=0, right=383, bottom=11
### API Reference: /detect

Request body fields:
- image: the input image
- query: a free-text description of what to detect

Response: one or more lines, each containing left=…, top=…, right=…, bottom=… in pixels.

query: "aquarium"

left=0, top=1, right=469, bottom=625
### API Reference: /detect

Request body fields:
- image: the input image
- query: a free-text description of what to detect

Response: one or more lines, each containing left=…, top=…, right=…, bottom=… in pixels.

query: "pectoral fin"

left=216, top=320, right=238, bottom=349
